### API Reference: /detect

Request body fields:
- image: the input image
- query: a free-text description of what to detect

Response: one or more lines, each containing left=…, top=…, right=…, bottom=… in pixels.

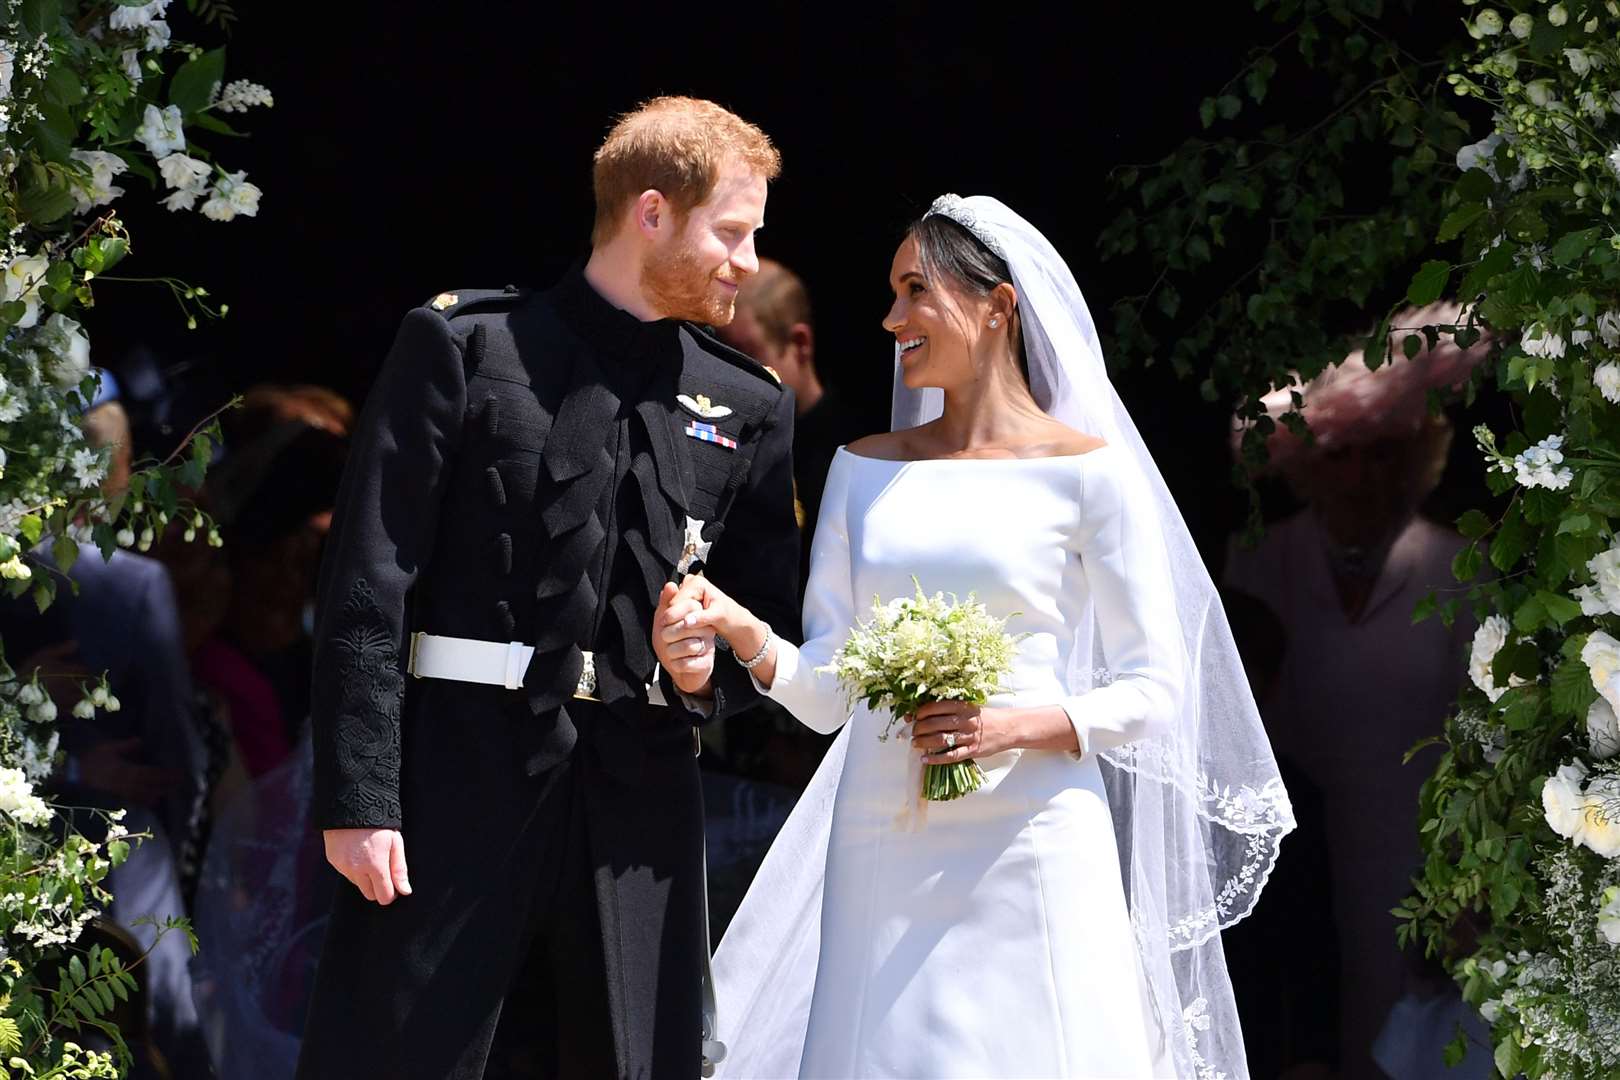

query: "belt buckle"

left=572, top=650, right=601, bottom=703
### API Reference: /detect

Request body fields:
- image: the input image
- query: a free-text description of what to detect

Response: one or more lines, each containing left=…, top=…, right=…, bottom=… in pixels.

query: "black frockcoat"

left=295, top=268, right=800, bottom=1079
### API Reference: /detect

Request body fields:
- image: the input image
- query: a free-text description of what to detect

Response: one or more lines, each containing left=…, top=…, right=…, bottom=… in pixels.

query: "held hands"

left=654, top=578, right=718, bottom=695
left=324, top=827, right=411, bottom=906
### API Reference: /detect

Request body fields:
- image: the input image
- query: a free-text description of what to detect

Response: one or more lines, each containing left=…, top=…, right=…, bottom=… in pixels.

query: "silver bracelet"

left=736, top=626, right=774, bottom=670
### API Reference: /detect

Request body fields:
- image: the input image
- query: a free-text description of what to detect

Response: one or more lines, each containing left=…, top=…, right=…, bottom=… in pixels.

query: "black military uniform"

left=295, top=267, right=800, bottom=1079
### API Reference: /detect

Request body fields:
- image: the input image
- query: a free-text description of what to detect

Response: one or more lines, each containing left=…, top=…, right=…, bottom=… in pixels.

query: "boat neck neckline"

left=835, top=444, right=1114, bottom=464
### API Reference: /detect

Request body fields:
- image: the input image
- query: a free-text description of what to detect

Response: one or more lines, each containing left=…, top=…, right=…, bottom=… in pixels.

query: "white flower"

left=1581, top=91, right=1608, bottom=118
left=1586, top=630, right=1620, bottom=710
left=16, top=682, right=44, bottom=707
left=1586, top=545, right=1620, bottom=617
left=1471, top=615, right=1517, bottom=701
left=1527, top=80, right=1558, bottom=108
left=1513, top=435, right=1574, bottom=490
left=213, top=80, right=273, bottom=113
left=1476, top=9, right=1505, bottom=35
left=0, top=555, right=30, bottom=581
left=1590, top=698, right=1620, bottom=759
left=160, top=188, right=199, bottom=213
left=1543, top=759, right=1591, bottom=841
left=70, top=697, right=94, bottom=720
left=108, top=0, right=170, bottom=31
left=37, top=314, right=91, bottom=389
left=69, top=447, right=104, bottom=490
left=201, top=171, right=262, bottom=222
left=1510, top=12, right=1534, bottom=37
left=0, top=42, right=14, bottom=101
left=1480, top=998, right=1502, bottom=1022
left=1549, top=3, right=1569, bottom=26
left=0, top=766, right=50, bottom=826
left=27, top=698, right=54, bottom=723
left=89, top=684, right=107, bottom=708
left=68, top=150, right=127, bottom=213
left=1599, top=888, right=1620, bottom=946
left=115, top=527, right=134, bottom=548
left=134, top=103, right=185, bottom=158
left=3, top=251, right=48, bottom=329
left=1608, top=148, right=1620, bottom=181
left=1602, top=310, right=1620, bottom=348
left=1458, top=133, right=1502, bottom=174
left=104, top=693, right=120, bottom=712
left=120, top=48, right=142, bottom=86
left=18, top=730, right=57, bottom=782
left=144, top=18, right=170, bottom=52
left=1580, top=774, right=1620, bottom=857
left=1567, top=48, right=1593, bottom=77
left=1522, top=324, right=1567, bottom=359
left=156, top=152, right=209, bottom=192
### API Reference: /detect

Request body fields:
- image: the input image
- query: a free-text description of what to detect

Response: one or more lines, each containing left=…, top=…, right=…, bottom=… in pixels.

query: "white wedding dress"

left=715, top=444, right=1185, bottom=1079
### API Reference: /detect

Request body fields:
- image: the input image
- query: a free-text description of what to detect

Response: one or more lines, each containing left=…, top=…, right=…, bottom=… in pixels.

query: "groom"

left=296, top=96, right=800, bottom=1079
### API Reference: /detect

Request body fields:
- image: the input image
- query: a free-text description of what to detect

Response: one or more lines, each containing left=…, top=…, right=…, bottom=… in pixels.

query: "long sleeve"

left=310, top=308, right=467, bottom=830
left=696, top=385, right=802, bottom=721
left=756, top=450, right=855, bottom=734
left=1061, top=452, right=1185, bottom=758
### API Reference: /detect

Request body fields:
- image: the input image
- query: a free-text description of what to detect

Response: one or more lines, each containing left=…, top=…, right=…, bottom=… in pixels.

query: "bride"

left=655, top=195, right=1295, bottom=1079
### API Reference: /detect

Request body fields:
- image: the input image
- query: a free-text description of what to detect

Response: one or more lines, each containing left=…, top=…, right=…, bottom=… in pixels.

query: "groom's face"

left=641, top=159, right=767, bottom=326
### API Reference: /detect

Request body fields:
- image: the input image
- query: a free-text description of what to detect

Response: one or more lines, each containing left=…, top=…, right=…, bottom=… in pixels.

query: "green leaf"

left=1453, top=543, right=1483, bottom=583
left=1437, top=203, right=1486, bottom=244
left=31, top=101, right=78, bottom=166
left=1551, top=655, right=1598, bottom=718
left=1216, top=94, right=1241, bottom=120
left=1505, top=206, right=1548, bottom=244
left=1552, top=227, right=1602, bottom=265
left=107, top=839, right=130, bottom=865
left=1460, top=240, right=1515, bottom=298
left=18, top=514, right=42, bottom=546
left=18, top=0, right=62, bottom=35
left=1512, top=593, right=1546, bottom=634
left=1501, top=686, right=1544, bottom=731
left=1490, top=508, right=1530, bottom=571
left=1199, top=97, right=1217, bottom=128
left=169, top=48, right=227, bottom=115
left=42, top=64, right=85, bottom=108
left=1558, top=513, right=1594, bottom=536
left=1413, top=591, right=1437, bottom=625
left=1495, top=1035, right=1519, bottom=1079
left=1537, top=590, right=1583, bottom=627
left=1403, top=334, right=1422, bottom=360
left=68, top=955, right=85, bottom=988
left=51, top=533, right=77, bottom=574
left=1457, top=510, right=1492, bottom=540
left=1406, top=260, right=1451, bottom=307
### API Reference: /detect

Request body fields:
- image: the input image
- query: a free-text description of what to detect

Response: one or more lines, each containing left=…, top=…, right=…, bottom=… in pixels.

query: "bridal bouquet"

left=820, top=580, right=1023, bottom=801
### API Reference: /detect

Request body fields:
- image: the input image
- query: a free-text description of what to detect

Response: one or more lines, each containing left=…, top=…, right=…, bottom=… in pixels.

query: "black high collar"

left=552, top=262, right=682, bottom=361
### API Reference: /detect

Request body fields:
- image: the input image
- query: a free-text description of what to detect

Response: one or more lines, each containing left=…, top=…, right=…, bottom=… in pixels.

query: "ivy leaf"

left=169, top=48, right=226, bottom=116
left=1406, top=260, right=1451, bottom=306
left=1437, top=203, right=1486, bottom=244
left=1552, top=227, right=1602, bottom=266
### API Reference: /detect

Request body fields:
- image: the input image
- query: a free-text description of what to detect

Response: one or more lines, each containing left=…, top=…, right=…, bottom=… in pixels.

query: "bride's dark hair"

left=907, top=213, right=1031, bottom=385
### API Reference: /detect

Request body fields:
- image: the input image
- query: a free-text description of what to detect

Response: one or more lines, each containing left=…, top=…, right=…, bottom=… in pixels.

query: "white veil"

left=713, top=195, right=1295, bottom=1080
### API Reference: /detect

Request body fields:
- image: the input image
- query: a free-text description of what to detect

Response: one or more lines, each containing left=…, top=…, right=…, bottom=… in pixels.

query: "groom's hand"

left=324, top=827, right=412, bottom=906
left=654, top=580, right=716, bottom=695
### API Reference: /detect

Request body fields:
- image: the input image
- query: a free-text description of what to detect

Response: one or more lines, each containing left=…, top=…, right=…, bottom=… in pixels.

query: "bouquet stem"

left=923, top=760, right=986, bottom=801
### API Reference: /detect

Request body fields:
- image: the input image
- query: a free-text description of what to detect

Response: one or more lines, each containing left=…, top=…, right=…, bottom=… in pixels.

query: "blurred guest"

left=715, top=257, right=867, bottom=557
left=28, top=376, right=213, bottom=1078
left=1224, top=303, right=1487, bottom=1080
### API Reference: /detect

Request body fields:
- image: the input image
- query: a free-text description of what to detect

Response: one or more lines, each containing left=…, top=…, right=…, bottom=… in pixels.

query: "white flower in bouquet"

left=1526, top=80, right=1558, bottom=108
left=1590, top=698, right=1620, bottom=760
left=1600, top=310, right=1620, bottom=348
left=1513, top=435, right=1573, bottom=491
left=1510, top=12, right=1534, bottom=37
left=69, top=447, right=103, bottom=490
left=108, top=0, right=169, bottom=31
left=1475, top=9, right=1504, bottom=35
left=201, top=170, right=262, bottom=222
left=1566, top=48, right=1594, bottom=77
left=16, top=682, right=44, bottom=707
left=1579, top=774, right=1620, bottom=857
left=134, top=103, right=184, bottom=157
left=18, top=729, right=58, bottom=782
left=1523, top=324, right=1567, bottom=359
left=70, top=697, right=94, bottom=720
left=115, top=526, right=134, bottom=548
left=1548, top=3, right=1570, bottom=27
left=1599, top=887, right=1620, bottom=946
left=1594, top=364, right=1620, bottom=406
left=143, top=17, right=170, bottom=52
left=1480, top=998, right=1503, bottom=1022
left=1471, top=615, right=1524, bottom=701
left=27, top=698, right=55, bottom=724
left=1572, top=316, right=1594, bottom=348
left=1580, top=544, right=1620, bottom=617
left=1543, top=759, right=1591, bottom=841
left=0, top=555, right=31, bottom=581
left=38, top=313, right=91, bottom=389
left=3, top=250, right=47, bottom=328
left=820, top=579, right=1023, bottom=801
left=68, top=149, right=126, bottom=213
left=157, top=152, right=209, bottom=192
left=120, top=48, right=142, bottom=86
left=1580, top=91, right=1608, bottom=118
left=0, top=765, right=50, bottom=825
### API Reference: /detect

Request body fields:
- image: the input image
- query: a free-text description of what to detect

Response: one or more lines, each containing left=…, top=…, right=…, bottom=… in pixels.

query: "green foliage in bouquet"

left=820, top=580, right=1024, bottom=801
left=1107, top=0, right=1620, bottom=1073
left=0, top=0, right=268, bottom=1074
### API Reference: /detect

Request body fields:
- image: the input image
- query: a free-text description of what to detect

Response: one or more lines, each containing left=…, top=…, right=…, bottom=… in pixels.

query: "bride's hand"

left=653, top=580, right=716, bottom=694
left=910, top=702, right=1018, bottom=761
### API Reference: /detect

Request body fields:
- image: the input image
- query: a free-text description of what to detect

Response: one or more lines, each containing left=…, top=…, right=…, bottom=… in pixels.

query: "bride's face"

left=883, top=236, right=984, bottom=392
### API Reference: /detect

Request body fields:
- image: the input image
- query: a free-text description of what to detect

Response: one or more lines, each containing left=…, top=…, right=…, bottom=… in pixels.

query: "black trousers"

left=297, top=688, right=703, bottom=1080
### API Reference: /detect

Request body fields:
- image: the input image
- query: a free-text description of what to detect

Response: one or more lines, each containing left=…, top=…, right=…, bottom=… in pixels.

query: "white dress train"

left=714, top=446, right=1185, bottom=1079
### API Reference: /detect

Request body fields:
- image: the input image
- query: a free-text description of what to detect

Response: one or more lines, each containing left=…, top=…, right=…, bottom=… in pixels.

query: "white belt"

left=406, top=633, right=667, bottom=706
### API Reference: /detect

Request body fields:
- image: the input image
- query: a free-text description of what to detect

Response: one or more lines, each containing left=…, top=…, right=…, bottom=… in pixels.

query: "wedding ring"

left=944, top=732, right=957, bottom=749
